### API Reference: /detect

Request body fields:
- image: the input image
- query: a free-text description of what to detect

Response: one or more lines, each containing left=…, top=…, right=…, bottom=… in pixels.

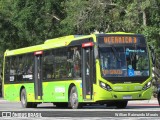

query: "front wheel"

left=69, top=86, right=82, bottom=109
left=157, top=93, right=160, bottom=106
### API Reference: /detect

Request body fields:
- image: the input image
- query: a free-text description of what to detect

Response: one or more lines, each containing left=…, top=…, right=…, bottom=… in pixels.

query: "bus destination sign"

left=104, top=36, right=137, bottom=44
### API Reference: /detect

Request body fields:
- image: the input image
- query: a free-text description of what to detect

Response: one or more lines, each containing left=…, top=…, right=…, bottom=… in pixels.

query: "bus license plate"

left=123, top=95, right=132, bottom=99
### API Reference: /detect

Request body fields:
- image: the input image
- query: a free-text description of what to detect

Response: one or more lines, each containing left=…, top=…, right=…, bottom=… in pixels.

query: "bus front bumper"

left=94, top=87, right=152, bottom=102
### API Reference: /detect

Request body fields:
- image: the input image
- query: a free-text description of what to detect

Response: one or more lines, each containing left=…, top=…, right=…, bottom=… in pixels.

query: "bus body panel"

left=4, top=83, right=35, bottom=102
left=4, top=80, right=83, bottom=103
left=93, top=85, right=152, bottom=102
left=42, top=80, right=83, bottom=102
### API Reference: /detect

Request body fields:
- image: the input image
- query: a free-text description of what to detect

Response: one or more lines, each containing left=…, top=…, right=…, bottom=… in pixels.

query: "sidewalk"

left=0, top=97, right=7, bottom=103
left=128, top=97, right=159, bottom=105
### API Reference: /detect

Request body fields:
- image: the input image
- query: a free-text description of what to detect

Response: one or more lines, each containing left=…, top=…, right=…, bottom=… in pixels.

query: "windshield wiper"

left=111, top=46, right=121, bottom=62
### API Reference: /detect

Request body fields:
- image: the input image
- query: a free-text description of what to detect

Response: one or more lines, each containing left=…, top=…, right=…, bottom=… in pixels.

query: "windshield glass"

left=99, top=46, right=149, bottom=77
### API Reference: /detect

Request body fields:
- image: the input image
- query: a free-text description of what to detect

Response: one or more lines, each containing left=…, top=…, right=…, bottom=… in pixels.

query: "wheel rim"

left=21, top=93, right=26, bottom=106
left=71, top=92, right=78, bottom=108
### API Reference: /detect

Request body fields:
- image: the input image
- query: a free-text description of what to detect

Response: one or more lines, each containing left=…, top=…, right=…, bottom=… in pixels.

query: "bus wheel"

left=69, top=86, right=81, bottom=109
left=116, top=101, right=128, bottom=109
left=20, top=89, right=32, bottom=108
left=158, top=93, right=160, bottom=106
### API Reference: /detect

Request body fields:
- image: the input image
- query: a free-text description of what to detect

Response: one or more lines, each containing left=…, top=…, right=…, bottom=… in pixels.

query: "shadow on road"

left=35, top=104, right=160, bottom=109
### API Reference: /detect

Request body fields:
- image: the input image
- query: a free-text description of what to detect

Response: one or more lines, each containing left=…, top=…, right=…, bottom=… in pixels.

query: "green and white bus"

left=3, top=32, right=153, bottom=109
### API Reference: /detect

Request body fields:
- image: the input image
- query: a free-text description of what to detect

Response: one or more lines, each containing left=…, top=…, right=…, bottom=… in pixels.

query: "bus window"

left=67, top=46, right=81, bottom=78
left=100, top=46, right=127, bottom=77
left=125, top=46, right=149, bottom=76
left=43, top=50, right=54, bottom=80
left=99, top=45, right=149, bottom=77
left=55, top=48, right=68, bottom=78
left=10, top=57, right=16, bottom=76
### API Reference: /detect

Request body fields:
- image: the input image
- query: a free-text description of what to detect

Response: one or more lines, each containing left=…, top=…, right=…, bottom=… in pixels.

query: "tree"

left=61, top=0, right=160, bottom=55
left=0, top=0, right=160, bottom=60
left=0, top=0, right=65, bottom=51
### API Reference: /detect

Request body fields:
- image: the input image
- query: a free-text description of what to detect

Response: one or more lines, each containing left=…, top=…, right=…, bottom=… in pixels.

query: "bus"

left=2, top=32, right=153, bottom=109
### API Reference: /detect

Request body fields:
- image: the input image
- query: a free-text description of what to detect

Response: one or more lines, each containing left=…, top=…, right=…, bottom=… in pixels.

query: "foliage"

left=62, top=0, right=160, bottom=59
left=0, top=0, right=65, bottom=51
left=0, top=0, right=159, bottom=52
left=0, top=0, right=159, bottom=63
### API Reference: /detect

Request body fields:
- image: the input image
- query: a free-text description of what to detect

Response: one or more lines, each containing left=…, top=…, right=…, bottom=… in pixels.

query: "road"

left=0, top=98, right=160, bottom=119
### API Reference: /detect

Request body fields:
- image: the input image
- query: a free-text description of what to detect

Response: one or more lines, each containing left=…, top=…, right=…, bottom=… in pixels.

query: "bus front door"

left=34, top=51, right=43, bottom=100
left=82, top=44, right=94, bottom=100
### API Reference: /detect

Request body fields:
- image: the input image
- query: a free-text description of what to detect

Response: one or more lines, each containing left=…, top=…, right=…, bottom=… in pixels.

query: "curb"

left=128, top=99, right=158, bottom=104
left=0, top=98, right=9, bottom=103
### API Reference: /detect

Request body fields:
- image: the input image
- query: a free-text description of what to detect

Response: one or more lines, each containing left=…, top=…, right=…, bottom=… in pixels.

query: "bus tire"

left=69, top=86, right=81, bottom=109
left=20, top=88, right=32, bottom=108
left=116, top=101, right=128, bottom=109
left=157, top=92, right=160, bottom=106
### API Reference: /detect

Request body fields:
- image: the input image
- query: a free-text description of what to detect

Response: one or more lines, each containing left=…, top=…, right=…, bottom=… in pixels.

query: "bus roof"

left=4, top=32, right=139, bottom=56
left=4, top=34, right=92, bottom=56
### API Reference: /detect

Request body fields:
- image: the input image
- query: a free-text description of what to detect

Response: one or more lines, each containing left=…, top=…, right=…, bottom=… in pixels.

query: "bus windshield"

left=99, top=45, right=149, bottom=77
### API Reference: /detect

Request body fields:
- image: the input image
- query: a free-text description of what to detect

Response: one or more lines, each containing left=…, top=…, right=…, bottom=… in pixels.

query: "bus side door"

left=82, top=42, right=94, bottom=100
left=34, top=51, right=43, bottom=100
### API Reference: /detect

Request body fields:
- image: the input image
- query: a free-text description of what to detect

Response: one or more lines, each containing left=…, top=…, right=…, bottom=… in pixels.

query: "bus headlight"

left=142, top=81, right=151, bottom=90
left=99, top=81, right=112, bottom=91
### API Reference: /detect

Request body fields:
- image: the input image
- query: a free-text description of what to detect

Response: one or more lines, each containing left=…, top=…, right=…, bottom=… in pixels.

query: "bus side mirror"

left=149, top=45, right=156, bottom=66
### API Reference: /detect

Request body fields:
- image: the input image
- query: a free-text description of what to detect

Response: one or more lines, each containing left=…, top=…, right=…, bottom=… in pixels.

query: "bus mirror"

left=149, top=45, right=156, bottom=66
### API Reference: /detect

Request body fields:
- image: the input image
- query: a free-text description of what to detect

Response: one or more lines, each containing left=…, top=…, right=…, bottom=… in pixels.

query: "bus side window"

left=5, top=57, right=10, bottom=75
left=10, top=65, right=16, bottom=75
left=43, top=50, right=55, bottom=80
left=27, top=65, right=33, bottom=74
left=10, top=57, right=16, bottom=76
left=55, top=48, right=68, bottom=79
left=17, top=55, right=24, bottom=75
left=28, top=54, right=33, bottom=74
left=68, top=46, right=81, bottom=78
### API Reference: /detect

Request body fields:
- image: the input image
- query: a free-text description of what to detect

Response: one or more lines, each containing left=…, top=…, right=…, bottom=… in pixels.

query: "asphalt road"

left=0, top=98, right=160, bottom=119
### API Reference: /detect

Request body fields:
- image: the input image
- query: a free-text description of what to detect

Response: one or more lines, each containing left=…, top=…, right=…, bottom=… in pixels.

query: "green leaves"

left=0, top=0, right=65, bottom=52
left=0, top=0, right=159, bottom=58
